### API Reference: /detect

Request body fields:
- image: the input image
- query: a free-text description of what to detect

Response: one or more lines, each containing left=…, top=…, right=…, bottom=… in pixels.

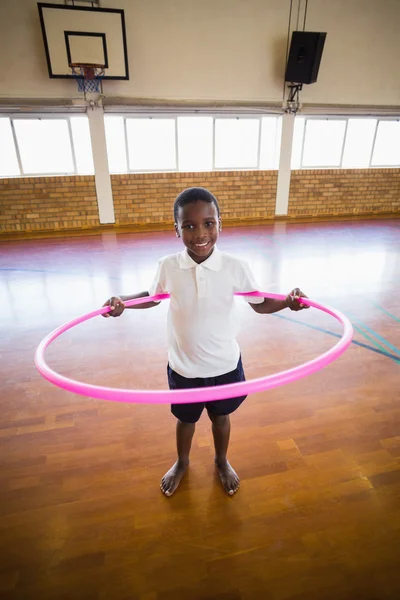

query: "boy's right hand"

left=102, top=296, right=125, bottom=318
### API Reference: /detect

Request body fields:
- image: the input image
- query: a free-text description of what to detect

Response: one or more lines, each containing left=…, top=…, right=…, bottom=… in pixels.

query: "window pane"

left=0, top=118, right=20, bottom=177
left=371, top=120, right=400, bottom=166
left=215, top=118, right=259, bottom=169
left=302, top=119, right=346, bottom=167
left=342, top=119, right=377, bottom=168
left=259, top=117, right=282, bottom=169
left=126, top=118, right=176, bottom=171
left=70, top=117, right=94, bottom=174
left=13, top=119, right=74, bottom=174
left=291, top=117, right=305, bottom=169
left=177, top=117, right=213, bottom=171
left=104, top=116, right=127, bottom=173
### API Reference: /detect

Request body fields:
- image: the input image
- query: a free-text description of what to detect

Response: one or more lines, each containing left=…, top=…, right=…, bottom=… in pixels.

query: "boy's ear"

left=218, top=218, right=222, bottom=232
left=174, top=223, right=180, bottom=238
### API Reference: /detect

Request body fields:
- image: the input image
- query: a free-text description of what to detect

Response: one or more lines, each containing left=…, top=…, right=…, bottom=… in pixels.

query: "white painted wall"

left=0, top=0, right=399, bottom=106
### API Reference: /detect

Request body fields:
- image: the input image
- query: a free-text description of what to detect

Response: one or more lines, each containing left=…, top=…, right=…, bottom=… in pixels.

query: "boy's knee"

left=208, top=413, right=229, bottom=426
left=177, top=419, right=196, bottom=428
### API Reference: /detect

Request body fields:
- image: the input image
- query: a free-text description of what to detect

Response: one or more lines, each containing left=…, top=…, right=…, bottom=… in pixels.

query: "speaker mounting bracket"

left=283, top=83, right=303, bottom=114
left=288, top=83, right=303, bottom=103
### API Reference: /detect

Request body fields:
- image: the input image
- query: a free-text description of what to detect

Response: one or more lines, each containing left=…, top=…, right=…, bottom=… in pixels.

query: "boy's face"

left=175, top=200, right=221, bottom=264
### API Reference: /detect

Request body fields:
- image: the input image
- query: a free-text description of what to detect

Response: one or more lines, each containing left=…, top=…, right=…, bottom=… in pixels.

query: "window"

left=104, top=114, right=275, bottom=173
left=302, top=119, right=347, bottom=167
left=259, top=117, right=282, bottom=170
left=215, top=118, right=260, bottom=169
left=371, top=120, right=400, bottom=166
left=70, top=117, right=94, bottom=174
left=0, top=116, right=94, bottom=177
left=342, top=119, right=377, bottom=168
left=177, top=116, right=213, bottom=171
left=0, top=118, right=20, bottom=177
left=13, top=119, right=75, bottom=174
left=126, top=118, right=176, bottom=171
left=293, top=116, right=400, bottom=169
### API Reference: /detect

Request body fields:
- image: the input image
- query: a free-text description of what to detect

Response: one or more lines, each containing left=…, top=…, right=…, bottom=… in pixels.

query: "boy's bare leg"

left=161, top=420, right=195, bottom=497
left=209, top=414, right=240, bottom=495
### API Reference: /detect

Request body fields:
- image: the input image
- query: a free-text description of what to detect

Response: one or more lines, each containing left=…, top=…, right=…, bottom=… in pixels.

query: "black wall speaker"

left=285, top=31, right=327, bottom=84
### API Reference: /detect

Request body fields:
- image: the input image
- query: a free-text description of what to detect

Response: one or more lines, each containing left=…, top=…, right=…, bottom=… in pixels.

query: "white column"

left=87, top=105, right=115, bottom=224
left=275, top=112, right=295, bottom=216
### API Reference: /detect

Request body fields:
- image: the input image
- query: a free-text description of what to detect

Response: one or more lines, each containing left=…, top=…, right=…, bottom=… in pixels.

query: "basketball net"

left=70, top=63, right=105, bottom=95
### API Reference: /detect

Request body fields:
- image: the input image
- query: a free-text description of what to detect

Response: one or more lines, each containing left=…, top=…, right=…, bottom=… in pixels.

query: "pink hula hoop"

left=34, top=292, right=353, bottom=404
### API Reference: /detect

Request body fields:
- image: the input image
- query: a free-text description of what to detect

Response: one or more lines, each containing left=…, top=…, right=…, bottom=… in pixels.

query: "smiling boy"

left=103, top=187, right=308, bottom=496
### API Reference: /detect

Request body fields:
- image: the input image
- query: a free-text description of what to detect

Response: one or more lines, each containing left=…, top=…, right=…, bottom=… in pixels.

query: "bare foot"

left=215, top=459, right=240, bottom=495
left=160, top=460, right=189, bottom=497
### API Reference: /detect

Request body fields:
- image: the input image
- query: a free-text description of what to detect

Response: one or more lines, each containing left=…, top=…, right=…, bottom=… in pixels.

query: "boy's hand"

left=285, top=288, right=309, bottom=311
left=102, top=296, right=125, bottom=318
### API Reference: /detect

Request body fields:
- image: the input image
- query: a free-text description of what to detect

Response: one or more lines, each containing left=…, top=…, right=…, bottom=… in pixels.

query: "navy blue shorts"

left=167, top=357, right=247, bottom=424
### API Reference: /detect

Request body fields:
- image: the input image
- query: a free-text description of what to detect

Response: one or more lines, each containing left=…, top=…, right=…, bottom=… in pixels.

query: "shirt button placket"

left=197, top=266, right=205, bottom=297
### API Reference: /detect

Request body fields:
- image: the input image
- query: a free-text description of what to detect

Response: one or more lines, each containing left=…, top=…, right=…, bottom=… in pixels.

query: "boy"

left=103, top=187, right=308, bottom=497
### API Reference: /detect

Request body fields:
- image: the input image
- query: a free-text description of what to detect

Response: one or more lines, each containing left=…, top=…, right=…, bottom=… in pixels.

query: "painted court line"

left=274, top=314, right=400, bottom=364
left=372, top=302, right=400, bottom=325
left=346, top=313, right=400, bottom=357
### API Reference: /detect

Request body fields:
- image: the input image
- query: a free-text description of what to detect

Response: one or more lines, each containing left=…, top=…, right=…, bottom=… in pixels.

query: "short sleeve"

left=149, top=259, right=166, bottom=296
left=239, top=260, right=264, bottom=304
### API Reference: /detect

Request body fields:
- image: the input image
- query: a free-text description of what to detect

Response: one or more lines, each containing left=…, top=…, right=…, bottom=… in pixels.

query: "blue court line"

left=351, top=321, right=396, bottom=357
left=372, top=302, right=400, bottom=325
left=273, top=313, right=400, bottom=364
left=345, top=312, right=400, bottom=357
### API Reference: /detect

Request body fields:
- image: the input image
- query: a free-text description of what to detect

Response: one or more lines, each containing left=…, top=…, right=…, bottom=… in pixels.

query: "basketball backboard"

left=37, top=2, right=129, bottom=80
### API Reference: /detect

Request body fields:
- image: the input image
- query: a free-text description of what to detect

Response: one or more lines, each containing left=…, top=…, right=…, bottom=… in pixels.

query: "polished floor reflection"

left=0, top=219, right=399, bottom=600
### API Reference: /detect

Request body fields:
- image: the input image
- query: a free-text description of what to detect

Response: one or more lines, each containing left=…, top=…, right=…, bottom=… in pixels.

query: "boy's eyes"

left=183, top=221, right=215, bottom=230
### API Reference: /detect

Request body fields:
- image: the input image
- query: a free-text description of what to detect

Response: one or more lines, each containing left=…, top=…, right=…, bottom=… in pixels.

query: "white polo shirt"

left=149, top=247, right=264, bottom=378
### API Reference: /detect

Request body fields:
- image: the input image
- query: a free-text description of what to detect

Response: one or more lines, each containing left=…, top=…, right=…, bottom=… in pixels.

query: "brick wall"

left=0, top=168, right=399, bottom=235
left=0, top=176, right=100, bottom=233
left=111, top=170, right=277, bottom=225
left=289, top=169, right=400, bottom=217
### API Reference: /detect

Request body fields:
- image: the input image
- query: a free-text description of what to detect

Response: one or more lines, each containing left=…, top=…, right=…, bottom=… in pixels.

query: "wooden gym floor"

left=0, top=219, right=399, bottom=600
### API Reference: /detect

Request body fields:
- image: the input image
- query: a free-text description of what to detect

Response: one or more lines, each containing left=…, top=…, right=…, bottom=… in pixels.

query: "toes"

left=226, top=476, right=240, bottom=495
left=161, top=477, right=174, bottom=496
left=160, top=478, right=168, bottom=494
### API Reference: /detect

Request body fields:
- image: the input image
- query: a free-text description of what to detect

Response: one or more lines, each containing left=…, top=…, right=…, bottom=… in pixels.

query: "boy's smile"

left=175, top=200, right=221, bottom=264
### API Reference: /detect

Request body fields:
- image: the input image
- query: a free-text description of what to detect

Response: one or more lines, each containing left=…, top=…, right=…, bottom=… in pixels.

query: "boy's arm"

left=249, top=288, right=309, bottom=314
left=120, top=292, right=161, bottom=309
left=102, top=291, right=160, bottom=318
left=250, top=297, right=287, bottom=314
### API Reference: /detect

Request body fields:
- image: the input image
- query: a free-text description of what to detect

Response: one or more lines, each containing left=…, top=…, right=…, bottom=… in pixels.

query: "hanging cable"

left=296, top=0, right=302, bottom=31
left=283, top=0, right=293, bottom=101
left=303, top=0, right=309, bottom=31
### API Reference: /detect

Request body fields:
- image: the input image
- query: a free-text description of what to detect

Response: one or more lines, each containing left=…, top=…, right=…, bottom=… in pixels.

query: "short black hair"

left=173, top=187, right=220, bottom=223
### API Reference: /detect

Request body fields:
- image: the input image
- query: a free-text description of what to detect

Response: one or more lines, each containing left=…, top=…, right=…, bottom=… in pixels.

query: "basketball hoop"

left=70, top=63, right=105, bottom=94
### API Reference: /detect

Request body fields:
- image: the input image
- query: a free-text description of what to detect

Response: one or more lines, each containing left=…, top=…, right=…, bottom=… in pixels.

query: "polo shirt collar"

left=179, top=246, right=222, bottom=271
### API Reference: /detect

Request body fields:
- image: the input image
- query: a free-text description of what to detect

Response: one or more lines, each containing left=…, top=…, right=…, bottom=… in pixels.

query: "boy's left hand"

left=285, top=288, right=309, bottom=311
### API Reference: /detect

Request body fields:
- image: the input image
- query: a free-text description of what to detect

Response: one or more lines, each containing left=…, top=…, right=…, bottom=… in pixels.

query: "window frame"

left=107, top=113, right=277, bottom=174
left=297, top=116, right=400, bottom=169
left=123, top=116, right=178, bottom=173
left=2, top=111, right=398, bottom=178
left=212, top=115, right=262, bottom=171
left=0, top=114, right=91, bottom=177
left=370, top=119, right=400, bottom=167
